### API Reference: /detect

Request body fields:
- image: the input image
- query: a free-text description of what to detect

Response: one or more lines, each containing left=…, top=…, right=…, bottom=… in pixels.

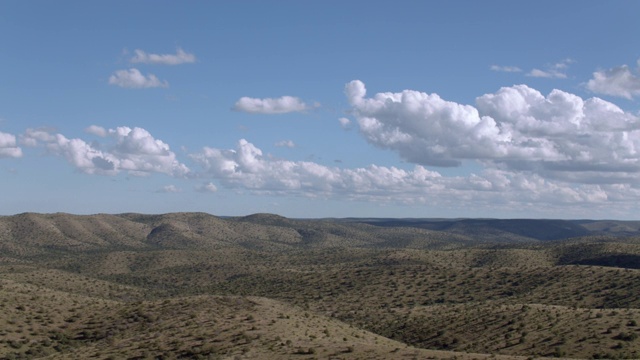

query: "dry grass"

left=2, top=212, right=640, bottom=359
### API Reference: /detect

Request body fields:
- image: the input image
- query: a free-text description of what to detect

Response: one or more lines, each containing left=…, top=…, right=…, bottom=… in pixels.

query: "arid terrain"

left=2, top=212, right=640, bottom=359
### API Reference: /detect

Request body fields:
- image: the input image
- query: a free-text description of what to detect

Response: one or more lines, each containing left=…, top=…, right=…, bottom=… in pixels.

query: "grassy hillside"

left=2, top=212, right=640, bottom=359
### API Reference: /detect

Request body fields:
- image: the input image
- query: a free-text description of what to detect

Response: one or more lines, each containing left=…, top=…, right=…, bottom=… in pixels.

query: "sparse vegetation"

left=2, top=212, right=640, bottom=359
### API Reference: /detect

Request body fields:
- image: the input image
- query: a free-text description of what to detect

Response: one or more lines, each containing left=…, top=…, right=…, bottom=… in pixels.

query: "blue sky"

left=2, top=1, right=640, bottom=219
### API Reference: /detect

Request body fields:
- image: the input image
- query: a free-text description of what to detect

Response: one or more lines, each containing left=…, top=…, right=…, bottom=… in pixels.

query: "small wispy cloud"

left=490, top=65, right=522, bottom=73
left=130, top=48, right=196, bottom=65
left=232, top=96, right=313, bottom=114
left=85, top=125, right=108, bottom=137
left=586, top=59, right=640, bottom=99
left=108, top=68, right=169, bottom=89
left=275, top=140, right=296, bottom=148
left=527, top=59, right=574, bottom=79
left=338, top=117, right=352, bottom=130
left=195, top=182, right=218, bottom=193
left=157, top=185, right=182, bottom=193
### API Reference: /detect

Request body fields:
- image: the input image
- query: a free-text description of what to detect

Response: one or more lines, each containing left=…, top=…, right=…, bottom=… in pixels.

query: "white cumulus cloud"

left=108, top=68, right=169, bottom=89
left=109, top=126, right=189, bottom=176
left=527, top=59, right=573, bottom=79
left=0, top=131, right=22, bottom=158
left=20, top=128, right=56, bottom=147
left=490, top=65, right=522, bottom=73
left=22, top=126, right=189, bottom=177
left=130, top=48, right=196, bottom=65
left=195, top=182, right=218, bottom=193
left=233, top=96, right=312, bottom=114
left=189, top=139, right=622, bottom=212
left=586, top=60, right=640, bottom=99
left=274, top=140, right=296, bottom=148
left=344, top=80, right=640, bottom=184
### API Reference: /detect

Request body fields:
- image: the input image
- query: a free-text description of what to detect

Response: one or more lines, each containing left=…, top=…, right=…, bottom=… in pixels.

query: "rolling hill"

left=2, top=212, right=640, bottom=359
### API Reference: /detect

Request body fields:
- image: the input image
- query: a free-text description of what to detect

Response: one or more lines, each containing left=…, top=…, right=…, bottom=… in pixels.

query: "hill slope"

left=2, top=212, right=640, bottom=359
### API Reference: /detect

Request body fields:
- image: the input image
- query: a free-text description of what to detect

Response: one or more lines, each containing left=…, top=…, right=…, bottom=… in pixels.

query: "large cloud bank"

left=9, top=78, right=640, bottom=215
left=345, top=80, right=640, bottom=184
left=189, top=138, right=610, bottom=208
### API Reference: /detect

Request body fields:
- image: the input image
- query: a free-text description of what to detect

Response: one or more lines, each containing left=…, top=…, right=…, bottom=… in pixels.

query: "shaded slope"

left=359, top=218, right=592, bottom=242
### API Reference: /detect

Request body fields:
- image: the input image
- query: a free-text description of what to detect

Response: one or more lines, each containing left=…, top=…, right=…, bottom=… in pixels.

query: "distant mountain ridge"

left=356, top=218, right=640, bottom=240
left=2, top=212, right=640, bottom=257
